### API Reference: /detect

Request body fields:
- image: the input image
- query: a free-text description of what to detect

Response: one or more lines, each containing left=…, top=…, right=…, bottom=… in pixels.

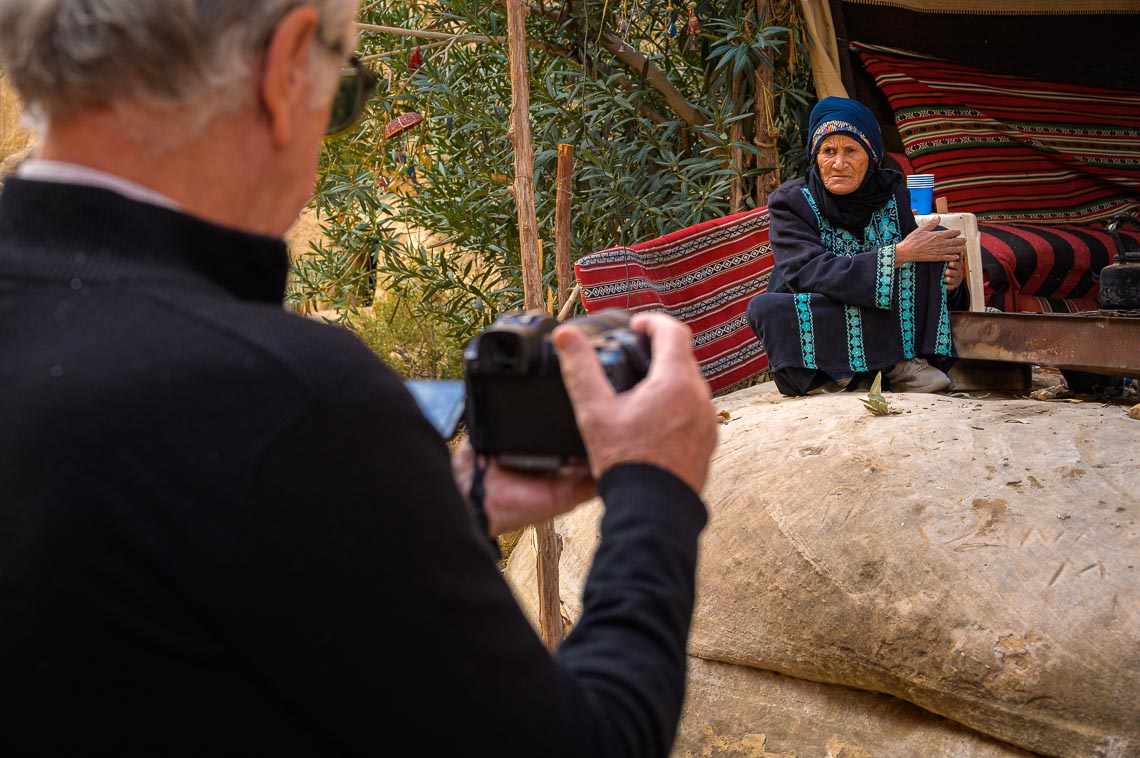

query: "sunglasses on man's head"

left=326, top=57, right=378, bottom=138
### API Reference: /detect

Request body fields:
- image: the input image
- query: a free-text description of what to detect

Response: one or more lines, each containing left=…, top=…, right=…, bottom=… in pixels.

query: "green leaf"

left=861, top=372, right=891, bottom=416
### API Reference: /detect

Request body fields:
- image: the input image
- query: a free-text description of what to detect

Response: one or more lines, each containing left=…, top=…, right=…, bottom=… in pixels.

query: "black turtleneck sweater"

left=0, top=178, right=707, bottom=757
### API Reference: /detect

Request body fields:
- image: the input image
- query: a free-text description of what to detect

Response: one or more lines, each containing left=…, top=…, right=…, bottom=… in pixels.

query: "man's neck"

left=39, top=101, right=289, bottom=237
left=18, top=159, right=181, bottom=210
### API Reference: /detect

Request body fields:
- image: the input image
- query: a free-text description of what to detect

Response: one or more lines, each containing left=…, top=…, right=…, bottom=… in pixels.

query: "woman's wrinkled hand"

left=896, top=216, right=966, bottom=267
left=945, top=257, right=964, bottom=291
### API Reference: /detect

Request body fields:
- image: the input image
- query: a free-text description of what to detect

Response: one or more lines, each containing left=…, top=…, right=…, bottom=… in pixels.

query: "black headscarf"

left=805, top=96, right=903, bottom=234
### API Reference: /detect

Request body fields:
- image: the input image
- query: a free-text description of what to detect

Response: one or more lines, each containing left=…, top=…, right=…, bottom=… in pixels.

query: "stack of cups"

left=907, top=174, right=935, bottom=214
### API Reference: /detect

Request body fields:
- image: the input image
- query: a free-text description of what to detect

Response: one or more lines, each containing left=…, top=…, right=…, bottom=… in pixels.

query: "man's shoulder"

left=179, top=298, right=402, bottom=401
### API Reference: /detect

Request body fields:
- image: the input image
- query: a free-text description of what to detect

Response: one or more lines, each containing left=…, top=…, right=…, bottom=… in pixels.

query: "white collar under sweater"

left=16, top=159, right=181, bottom=211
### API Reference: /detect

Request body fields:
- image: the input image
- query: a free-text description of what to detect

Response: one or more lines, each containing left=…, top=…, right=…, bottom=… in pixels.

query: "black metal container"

left=1099, top=216, right=1140, bottom=310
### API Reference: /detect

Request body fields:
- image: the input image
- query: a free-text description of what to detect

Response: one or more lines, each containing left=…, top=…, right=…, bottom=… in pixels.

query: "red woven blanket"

left=574, top=206, right=774, bottom=395
left=854, top=42, right=1140, bottom=225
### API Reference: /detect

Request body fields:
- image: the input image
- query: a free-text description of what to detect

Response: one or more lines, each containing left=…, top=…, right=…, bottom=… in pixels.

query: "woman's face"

left=816, top=134, right=870, bottom=195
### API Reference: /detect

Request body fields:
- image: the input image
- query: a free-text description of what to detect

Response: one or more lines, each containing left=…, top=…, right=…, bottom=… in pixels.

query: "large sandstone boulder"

left=676, top=657, right=1032, bottom=757
left=505, top=382, right=1140, bottom=757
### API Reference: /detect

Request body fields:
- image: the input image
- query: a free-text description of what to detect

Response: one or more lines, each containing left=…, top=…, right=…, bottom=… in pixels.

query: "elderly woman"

left=747, top=96, right=968, bottom=396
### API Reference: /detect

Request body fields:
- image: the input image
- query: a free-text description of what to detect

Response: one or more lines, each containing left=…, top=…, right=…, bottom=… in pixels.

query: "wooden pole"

left=753, top=0, right=781, bottom=205
left=555, top=144, right=575, bottom=314
left=507, top=0, right=543, bottom=311
left=506, top=0, right=563, bottom=651
left=730, top=76, right=746, bottom=214
left=557, top=284, right=582, bottom=322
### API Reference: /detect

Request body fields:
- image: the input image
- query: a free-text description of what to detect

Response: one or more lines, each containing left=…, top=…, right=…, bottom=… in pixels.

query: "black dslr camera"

left=464, top=308, right=650, bottom=471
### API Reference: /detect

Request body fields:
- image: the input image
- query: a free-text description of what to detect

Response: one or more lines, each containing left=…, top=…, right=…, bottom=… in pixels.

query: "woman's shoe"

left=808, top=378, right=851, bottom=394
left=886, top=358, right=952, bottom=393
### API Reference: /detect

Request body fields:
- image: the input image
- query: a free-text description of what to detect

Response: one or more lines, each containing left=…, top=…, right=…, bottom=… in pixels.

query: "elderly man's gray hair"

left=0, top=0, right=359, bottom=122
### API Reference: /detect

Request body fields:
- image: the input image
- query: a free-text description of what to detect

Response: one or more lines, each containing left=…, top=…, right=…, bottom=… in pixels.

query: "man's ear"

left=259, top=5, right=321, bottom=148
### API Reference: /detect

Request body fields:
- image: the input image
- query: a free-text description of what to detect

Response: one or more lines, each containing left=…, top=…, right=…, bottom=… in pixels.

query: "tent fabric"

left=840, top=0, right=1140, bottom=14
left=796, top=0, right=1140, bottom=100
left=853, top=42, right=1140, bottom=225
left=797, top=0, right=848, bottom=100
left=574, top=207, right=774, bottom=396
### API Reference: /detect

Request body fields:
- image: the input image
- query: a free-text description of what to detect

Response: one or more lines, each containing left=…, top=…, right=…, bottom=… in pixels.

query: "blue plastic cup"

left=906, top=174, right=935, bottom=214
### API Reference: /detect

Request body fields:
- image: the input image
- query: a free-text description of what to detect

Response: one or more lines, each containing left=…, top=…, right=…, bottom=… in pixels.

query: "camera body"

left=464, top=308, right=650, bottom=471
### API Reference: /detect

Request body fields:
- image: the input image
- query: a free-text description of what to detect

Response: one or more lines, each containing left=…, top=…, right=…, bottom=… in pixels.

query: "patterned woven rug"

left=574, top=206, right=774, bottom=396
left=842, top=0, right=1139, bottom=14
left=853, top=42, right=1140, bottom=225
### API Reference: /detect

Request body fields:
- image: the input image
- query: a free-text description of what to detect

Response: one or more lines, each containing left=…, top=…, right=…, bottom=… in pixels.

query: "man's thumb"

left=553, top=326, right=614, bottom=407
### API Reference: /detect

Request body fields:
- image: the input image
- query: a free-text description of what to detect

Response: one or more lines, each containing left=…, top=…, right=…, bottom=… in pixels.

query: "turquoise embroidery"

left=794, top=293, right=817, bottom=369
left=795, top=187, right=954, bottom=370
left=875, top=244, right=895, bottom=309
left=802, top=188, right=864, bottom=259
left=844, top=305, right=868, bottom=371
left=801, top=188, right=905, bottom=372
left=801, top=189, right=900, bottom=274
left=935, top=263, right=954, bottom=356
left=898, top=263, right=917, bottom=359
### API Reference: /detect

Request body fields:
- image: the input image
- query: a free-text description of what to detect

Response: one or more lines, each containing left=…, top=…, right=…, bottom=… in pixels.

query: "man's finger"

left=630, top=313, right=699, bottom=382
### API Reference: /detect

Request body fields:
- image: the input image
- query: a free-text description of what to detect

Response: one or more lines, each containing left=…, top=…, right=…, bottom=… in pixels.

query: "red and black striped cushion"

left=979, top=221, right=1140, bottom=312
left=854, top=42, right=1140, bottom=225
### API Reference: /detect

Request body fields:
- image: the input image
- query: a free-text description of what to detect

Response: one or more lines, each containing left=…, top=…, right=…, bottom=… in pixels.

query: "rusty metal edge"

left=950, top=311, right=1140, bottom=377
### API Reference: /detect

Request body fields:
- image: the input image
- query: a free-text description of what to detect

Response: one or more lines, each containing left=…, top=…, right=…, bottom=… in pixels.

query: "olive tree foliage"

left=291, top=0, right=815, bottom=375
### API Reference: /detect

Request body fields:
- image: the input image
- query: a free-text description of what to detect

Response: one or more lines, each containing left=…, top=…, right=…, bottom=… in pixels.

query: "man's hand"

left=451, top=440, right=597, bottom=537
left=451, top=311, right=719, bottom=537
left=553, top=312, right=719, bottom=495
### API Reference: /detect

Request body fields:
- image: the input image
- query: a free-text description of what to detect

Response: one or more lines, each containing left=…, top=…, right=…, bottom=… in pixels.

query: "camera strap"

left=468, top=454, right=502, bottom=561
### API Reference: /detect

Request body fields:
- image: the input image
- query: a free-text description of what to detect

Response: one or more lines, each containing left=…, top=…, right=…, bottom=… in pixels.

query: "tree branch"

left=357, top=13, right=711, bottom=134
left=522, top=2, right=709, bottom=129
left=356, top=23, right=501, bottom=44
